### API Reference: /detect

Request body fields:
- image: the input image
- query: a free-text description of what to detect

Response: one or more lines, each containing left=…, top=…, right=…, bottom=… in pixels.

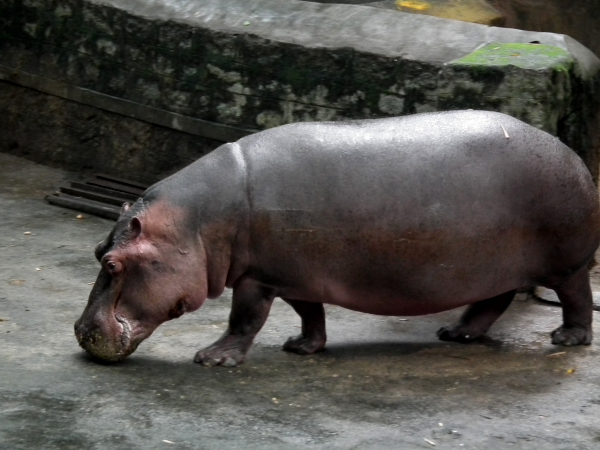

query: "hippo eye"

left=104, top=260, right=123, bottom=275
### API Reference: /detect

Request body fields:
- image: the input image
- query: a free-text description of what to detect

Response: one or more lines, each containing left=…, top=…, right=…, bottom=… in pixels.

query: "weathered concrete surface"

left=1, top=0, right=599, bottom=179
left=3, top=156, right=600, bottom=449
left=310, top=0, right=600, bottom=58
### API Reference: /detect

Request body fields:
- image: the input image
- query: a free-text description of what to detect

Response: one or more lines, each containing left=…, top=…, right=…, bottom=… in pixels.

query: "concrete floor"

left=2, top=153, right=600, bottom=449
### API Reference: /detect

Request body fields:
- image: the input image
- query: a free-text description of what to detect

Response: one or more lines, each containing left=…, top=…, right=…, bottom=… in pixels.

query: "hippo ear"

left=94, top=238, right=110, bottom=262
left=120, top=202, right=131, bottom=215
left=129, top=216, right=142, bottom=238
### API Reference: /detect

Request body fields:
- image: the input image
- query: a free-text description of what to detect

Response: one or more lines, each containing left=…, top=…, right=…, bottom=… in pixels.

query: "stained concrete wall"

left=0, top=0, right=599, bottom=180
left=0, top=82, right=223, bottom=180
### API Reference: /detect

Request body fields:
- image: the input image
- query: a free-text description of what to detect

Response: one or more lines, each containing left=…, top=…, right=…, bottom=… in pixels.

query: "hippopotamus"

left=74, top=110, right=600, bottom=366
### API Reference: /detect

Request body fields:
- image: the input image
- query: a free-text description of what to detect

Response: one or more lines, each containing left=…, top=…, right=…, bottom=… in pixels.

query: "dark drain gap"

left=46, top=174, right=151, bottom=220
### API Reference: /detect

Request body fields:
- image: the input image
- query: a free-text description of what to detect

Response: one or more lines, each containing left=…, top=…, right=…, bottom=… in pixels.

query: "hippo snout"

left=74, top=314, right=133, bottom=363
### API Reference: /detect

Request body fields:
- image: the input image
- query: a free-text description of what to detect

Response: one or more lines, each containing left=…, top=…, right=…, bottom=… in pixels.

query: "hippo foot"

left=194, top=344, right=247, bottom=367
left=437, top=326, right=483, bottom=343
left=283, top=334, right=326, bottom=355
left=551, top=325, right=592, bottom=346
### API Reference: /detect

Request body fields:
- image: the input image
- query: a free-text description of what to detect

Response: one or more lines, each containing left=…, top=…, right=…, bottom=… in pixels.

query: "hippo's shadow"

left=320, top=335, right=505, bottom=357
left=73, top=335, right=507, bottom=371
left=70, top=335, right=567, bottom=402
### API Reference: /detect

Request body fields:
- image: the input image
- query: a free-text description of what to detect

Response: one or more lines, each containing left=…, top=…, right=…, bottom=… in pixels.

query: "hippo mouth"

left=115, top=314, right=132, bottom=352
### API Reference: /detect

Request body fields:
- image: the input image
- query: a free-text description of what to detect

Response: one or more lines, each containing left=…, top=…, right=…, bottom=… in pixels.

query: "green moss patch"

left=450, top=43, right=574, bottom=72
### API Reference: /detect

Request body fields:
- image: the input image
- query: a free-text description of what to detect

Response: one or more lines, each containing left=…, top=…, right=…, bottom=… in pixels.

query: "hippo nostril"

left=74, top=324, right=84, bottom=342
left=74, top=322, right=99, bottom=348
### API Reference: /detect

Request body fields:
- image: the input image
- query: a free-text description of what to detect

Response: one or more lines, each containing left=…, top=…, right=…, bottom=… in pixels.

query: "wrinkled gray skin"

left=75, top=110, right=600, bottom=366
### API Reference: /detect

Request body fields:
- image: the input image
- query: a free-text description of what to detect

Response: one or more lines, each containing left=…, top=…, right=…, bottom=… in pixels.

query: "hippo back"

left=233, top=110, right=599, bottom=314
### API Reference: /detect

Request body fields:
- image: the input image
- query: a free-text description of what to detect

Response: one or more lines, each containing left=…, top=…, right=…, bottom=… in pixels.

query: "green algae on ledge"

left=450, top=43, right=574, bottom=72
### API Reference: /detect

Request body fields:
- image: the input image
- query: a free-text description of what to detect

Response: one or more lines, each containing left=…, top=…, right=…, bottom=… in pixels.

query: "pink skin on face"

left=75, top=200, right=209, bottom=361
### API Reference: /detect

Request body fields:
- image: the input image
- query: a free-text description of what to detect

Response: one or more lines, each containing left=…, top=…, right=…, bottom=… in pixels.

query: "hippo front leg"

left=194, top=278, right=275, bottom=367
left=282, top=299, right=327, bottom=354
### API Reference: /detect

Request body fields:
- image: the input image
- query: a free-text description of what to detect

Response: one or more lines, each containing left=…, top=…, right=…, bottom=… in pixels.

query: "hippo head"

left=74, top=199, right=209, bottom=362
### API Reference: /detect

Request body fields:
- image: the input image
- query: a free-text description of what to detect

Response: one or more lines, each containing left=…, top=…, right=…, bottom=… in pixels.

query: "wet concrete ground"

left=2, top=152, right=600, bottom=449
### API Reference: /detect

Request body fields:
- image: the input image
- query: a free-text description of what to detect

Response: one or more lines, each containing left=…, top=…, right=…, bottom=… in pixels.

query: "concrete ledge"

left=0, top=0, right=599, bottom=179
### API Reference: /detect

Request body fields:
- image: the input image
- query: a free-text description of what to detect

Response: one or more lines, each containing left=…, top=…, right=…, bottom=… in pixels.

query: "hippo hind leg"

left=282, top=299, right=327, bottom=354
left=550, top=267, right=593, bottom=346
left=437, top=290, right=515, bottom=343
